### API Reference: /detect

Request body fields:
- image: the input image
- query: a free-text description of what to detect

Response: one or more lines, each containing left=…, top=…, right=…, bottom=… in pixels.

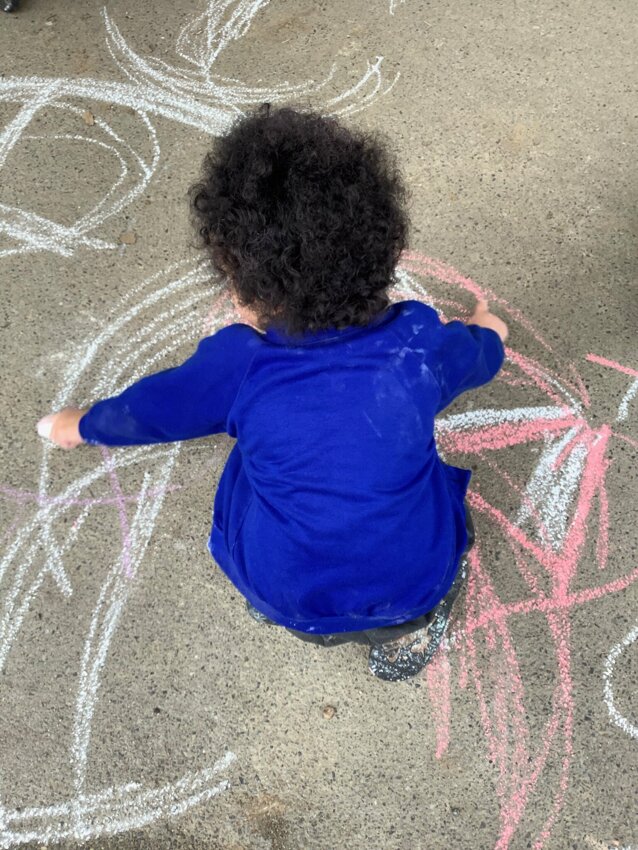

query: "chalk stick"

left=37, top=415, right=54, bottom=439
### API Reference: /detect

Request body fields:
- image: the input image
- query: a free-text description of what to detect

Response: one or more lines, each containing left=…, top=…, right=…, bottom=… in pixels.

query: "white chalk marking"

left=514, top=427, right=588, bottom=551
left=0, top=79, right=60, bottom=169
left=0, top=261, right=235, bottom=845
left=0, top=0, right=405, bottom=841
left=1, top=1, right=396, bottom=262
left=0, top=445, right=173, bottom=669
left=0, top=242, right=247, bottom=844
left=436, top=405, right=569, bottom=434
left=616, top=378, right=638, bottom=422
left=325, top=56, right=400, bottom=118
left=0, top=100, right=158, bottom=259
left=393, top=267, right=432, bottom=306
left=0, top=752, right=236, bottom=847
left=72, top=460, right=176, bottom=804
left=603, top=623, right=638, bottom=740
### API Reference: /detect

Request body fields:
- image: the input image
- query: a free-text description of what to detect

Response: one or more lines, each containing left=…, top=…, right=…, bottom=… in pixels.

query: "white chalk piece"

left=37, top=415, right=54, bottom=439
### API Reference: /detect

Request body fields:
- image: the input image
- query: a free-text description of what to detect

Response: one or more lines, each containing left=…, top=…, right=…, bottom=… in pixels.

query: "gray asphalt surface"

left=0, top=1, right=636, bottom=849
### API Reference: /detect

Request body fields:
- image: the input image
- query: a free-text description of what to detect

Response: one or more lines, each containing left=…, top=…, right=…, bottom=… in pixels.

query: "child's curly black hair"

left=189, top=104, right=409, bottom=336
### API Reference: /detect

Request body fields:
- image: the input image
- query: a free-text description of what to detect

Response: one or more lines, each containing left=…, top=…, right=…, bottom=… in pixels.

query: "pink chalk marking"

left=100, top=446, right=133, bottom=578
left=532, top=611, right=574, bottom=849
left=401, top=252, right=554, bottom=354
left=553, top=427, right=610, bottom=595
left=504, top=349, right=568, bottom=408
left=479, top=453, right=553, bottom=560
left=460, top=541, right=572, bottom=850
left=425, top=641, right=452, bottom=758
left=498, top=376, right=532, bottom=390
left=461, top=551, right=533, bottom=850
left=401, top=252, right=487, bottom=301
left=511, top=703, right=562, bottom=850
left=614, top=432, right=638, bottom=450
left=400, top=252, right=600, bottom=408
left=0, top=483, right=177, bottom=508
left=496, top=368, right=539, bottom=392
left=511, top=547, right=544, bottom=607
left=459, top=563, right=638, bottom=632
left=456, top=631, right=469, bottom=689
left=470, top=426, right=611, bottom=592
left=440, top=414, right=578, bottom=456
left=595, top=461, right=610, bottom=571
left=467, top=491, right=557, bottom=573
left=401, top=252, right=637, bottom=850
left=565, top=565, right=638, bottom=607
left=567, top=362, right=591, bottom=408
left=457, top=424, right=625, bottom=850
left=586, top=353, right=638, bottom=379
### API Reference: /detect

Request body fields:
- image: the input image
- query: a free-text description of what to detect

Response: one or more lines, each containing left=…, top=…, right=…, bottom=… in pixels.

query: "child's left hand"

left=37, top=407, right=88, bottom=449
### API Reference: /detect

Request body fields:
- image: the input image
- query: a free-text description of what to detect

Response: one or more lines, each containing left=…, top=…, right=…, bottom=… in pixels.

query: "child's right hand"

left=37, top=407, right=87, bottom=449
left=468, top=299, right=508, bottom=342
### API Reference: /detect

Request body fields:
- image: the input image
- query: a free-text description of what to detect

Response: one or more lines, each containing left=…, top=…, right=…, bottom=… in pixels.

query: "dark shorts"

left=285, top=503, right=475, bottom=648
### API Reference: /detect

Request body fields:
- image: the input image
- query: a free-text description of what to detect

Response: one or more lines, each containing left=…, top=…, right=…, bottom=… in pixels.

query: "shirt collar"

left=263, top=303, right=398, bottom=346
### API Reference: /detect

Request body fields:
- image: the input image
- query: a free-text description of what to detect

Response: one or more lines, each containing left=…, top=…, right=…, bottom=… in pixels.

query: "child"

left=37, top=105, right=508, bottom=683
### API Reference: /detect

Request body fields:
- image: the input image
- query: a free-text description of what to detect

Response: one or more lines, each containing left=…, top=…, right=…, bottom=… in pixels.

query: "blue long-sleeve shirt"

left=79, top=300, right=504, bottom=633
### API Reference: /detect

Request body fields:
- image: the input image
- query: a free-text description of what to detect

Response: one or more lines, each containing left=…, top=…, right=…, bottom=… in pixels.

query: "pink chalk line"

left=425, top=639, right=452, bottom=759
left=100, top=447, right=133, bottom=578
left=438, top=413, right=578, bottom=455
left=400, top=252, right=592, bottom=407
left=0, top=483, right=178, bottom=508
left=586, top=353, right=638, bottom=379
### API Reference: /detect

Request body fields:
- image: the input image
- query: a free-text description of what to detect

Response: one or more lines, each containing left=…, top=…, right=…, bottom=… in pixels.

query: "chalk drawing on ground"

left=0, top=3, right=635, bottom=845
left=0, top=0, right=399, bottom=260
left=0, top=261, right=240, bottom=848
left=603, top=622, right=638, bottom=741
left=395, top=253, right=637, bottom=850
left=0, top=1, right=400, bottom=844
left=584, top=838, right=637, bottom=850
left=1, top=253, right=635, bottom=847
left=586, top=354, right=638, bottom=423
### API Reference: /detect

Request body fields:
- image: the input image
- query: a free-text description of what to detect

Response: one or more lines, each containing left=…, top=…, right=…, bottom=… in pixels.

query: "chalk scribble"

left=0, top=260, right=239, bottom=847
left=1, top=251, right=635, bottom=847
left=0, top=0, right=400, bottom=843
left=0, top=2, right=635, bottom=848
left=0, top=0, right=398, bottom=260
left=397, top=253, right=637, bottom=850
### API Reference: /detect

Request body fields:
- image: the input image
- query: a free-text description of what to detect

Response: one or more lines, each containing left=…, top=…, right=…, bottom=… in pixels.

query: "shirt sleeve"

left=78, top=323, right=262, bottom=446
left=425, top=317, right=505, bottom=414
